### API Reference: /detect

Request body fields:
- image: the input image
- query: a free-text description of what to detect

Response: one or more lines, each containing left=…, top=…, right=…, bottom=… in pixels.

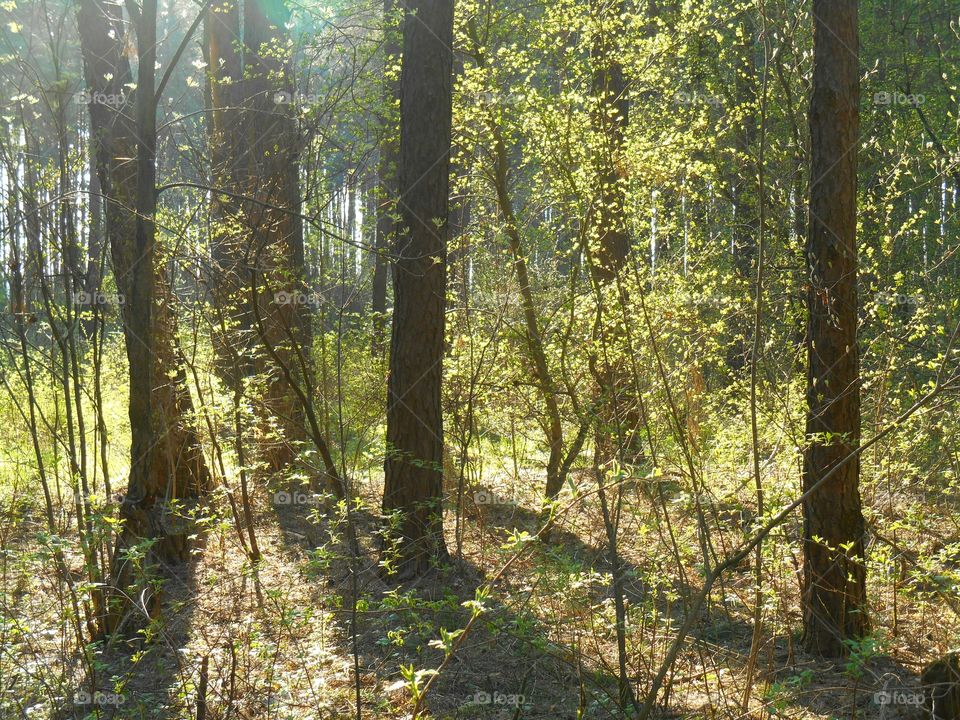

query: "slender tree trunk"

left=5, top=150, right=23, bottom=317
left=81, top=149, right=106, bottom=338
left=382, top=0, right=454, bottom=577
left=586, top=11, right=637, bottom=705
left=372, top=0, right=400, bottom=356
left=491, top=134, right=566, bottom=499
left=801, top=0, right=868, bottom=656
left=448, top=161, right=472, bottom=314
left=361, top=170, right=378, bottom=311
left=726, top=14, right=758, bottom=373
left=21, top=145, right=41, bottom=315
left=346, top=178, right=364, bottom=315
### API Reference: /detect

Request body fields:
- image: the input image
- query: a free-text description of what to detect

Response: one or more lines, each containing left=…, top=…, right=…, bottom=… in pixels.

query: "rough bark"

left=244, top=0, right=310, bottom=468
left=207, top=0, right=310, bottom=470
left=588, top=0, right=630, bottom=286
left=205, top=0, right=251, bottom=379
left=77, top=0, right=211, bottom=578
left=587, top=0, right=642, bottom=469
left=382, top=0, right=454, bottom=576
left=801, top=0, right=869, bottom=656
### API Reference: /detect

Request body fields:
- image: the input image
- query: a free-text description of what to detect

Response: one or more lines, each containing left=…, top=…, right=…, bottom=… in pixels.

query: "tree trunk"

left=207, top=0, right=311, bottom=471
left=726, top=14, right=757, bottom=373
left=81, top=149, right=106, bottom=338
left=244, top=0, right=310, bottom=469
left=466, top=31, right=570, bottom=500
left=801, top=0, right=868, bottom=656
left=587, top=0, right=643, bottom=469
left=588, top=0, right=630, bottom=285
left=490, top=134, right=566, bottom=500
left=372, top=0, right=401, bottom=356
left=382, top=0, right=454, bottom=577
left=77, top=0, right=211, bottom=584
left=205, top=0, right=252, bottom=381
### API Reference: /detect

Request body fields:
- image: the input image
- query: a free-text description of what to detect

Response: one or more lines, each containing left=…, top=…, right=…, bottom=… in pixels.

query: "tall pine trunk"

left=801, top=0, right=868, bottom=656
left=382, top=0, right=454, bottom=577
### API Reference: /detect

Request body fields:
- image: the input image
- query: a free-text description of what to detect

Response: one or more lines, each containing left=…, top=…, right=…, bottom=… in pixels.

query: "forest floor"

left=3, top=465, right=949, bottom=719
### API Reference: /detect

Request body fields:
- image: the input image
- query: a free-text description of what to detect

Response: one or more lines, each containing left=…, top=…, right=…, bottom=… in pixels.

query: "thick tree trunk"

left=205, top=0, right=252, bottom=381
left=587, top=0, right=642, bottom=469
left=207, top=0, right=310, bottom=471
left=77, top=0, right=211, bottom=581
left=382, top=0, right=454, bottom=576
left=588, top=0, right=630, bottom=286
left=243, top=0, right=310, bottom=469
left=801, top=0, right=868, bottom=656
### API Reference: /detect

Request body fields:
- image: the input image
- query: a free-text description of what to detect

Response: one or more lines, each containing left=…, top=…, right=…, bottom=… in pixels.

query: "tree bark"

left=588, top=0, right=630, bottom=286
left=586, top=0, right=643, bottom=470
left=801, top=0, right=868, bottom=656
left=382, top=0, right=454, bottom=576
left=205, top=0, right=251, bottom=380
left=726, top=14, right=758, bottom=373
left=372, top=0, right=401, bottom=356
left=77, top=0, right=211, bottom=581
left=206, top=0, right=310, bottom=470
left=244, top=0, right=310, bottom=469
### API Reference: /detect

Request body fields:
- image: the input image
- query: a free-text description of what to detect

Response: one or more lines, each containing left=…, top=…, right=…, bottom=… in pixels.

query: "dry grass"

left=2, top=457, right=957, bottom=719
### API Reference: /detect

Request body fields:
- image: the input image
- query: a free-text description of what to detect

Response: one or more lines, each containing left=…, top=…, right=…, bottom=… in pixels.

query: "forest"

left=0, top=0, right=959, bottom=717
